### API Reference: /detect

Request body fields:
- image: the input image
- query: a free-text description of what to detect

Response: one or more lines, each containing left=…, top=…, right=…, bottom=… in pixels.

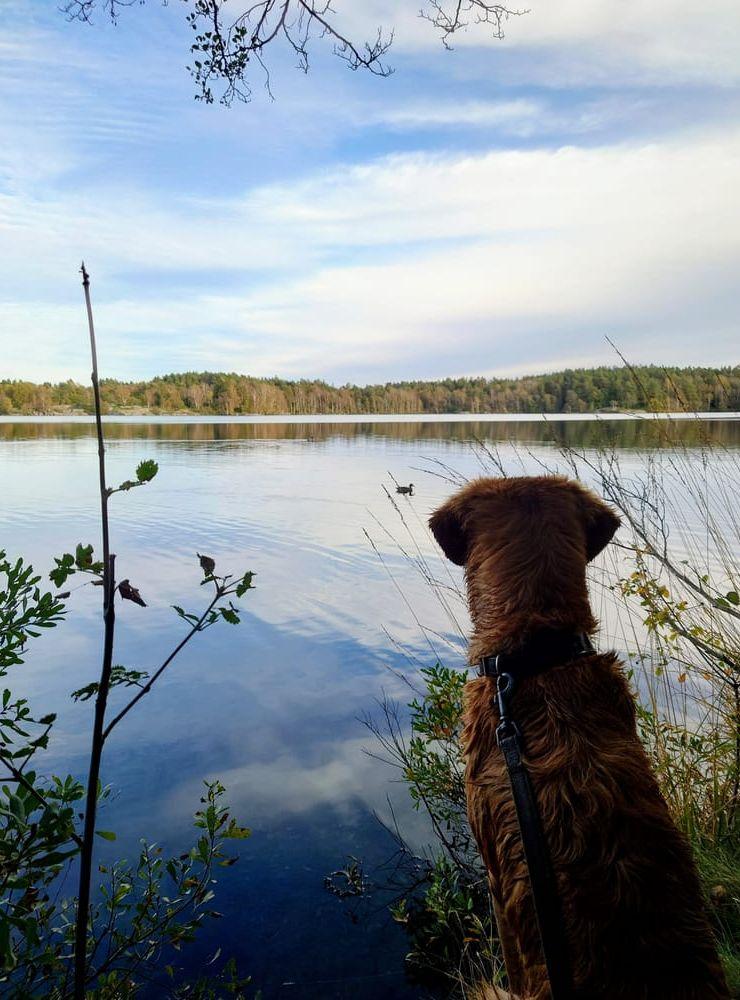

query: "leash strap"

left=486, top=636, right=594, bottom=1000
left=497, top=713, right=574, bottom=997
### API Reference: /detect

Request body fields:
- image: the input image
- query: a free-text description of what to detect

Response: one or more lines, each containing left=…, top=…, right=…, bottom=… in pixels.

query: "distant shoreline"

left=2, top=411, right=739, bottom=424
left=2, top=366, right=738, bottom=417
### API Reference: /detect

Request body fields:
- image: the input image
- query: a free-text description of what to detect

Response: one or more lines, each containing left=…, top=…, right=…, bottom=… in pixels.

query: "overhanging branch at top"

left=61, top=0, right=524, bottom=104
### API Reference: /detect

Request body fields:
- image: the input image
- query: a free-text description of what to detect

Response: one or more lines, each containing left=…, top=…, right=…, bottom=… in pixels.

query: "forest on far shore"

left=1, top=366, right=738, bottom=416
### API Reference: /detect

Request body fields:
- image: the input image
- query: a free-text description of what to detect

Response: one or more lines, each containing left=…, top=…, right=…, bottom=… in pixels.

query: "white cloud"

left=371, top=98, right=544, bottom=131
left=157, top=732, right=434, bottom=850
left=2, top=125, right=739, bottom=381
left=346, top=0, right=740, bottom=86
left=2, top=3, right=739, bottom=383
left=364, top=95, right=654, bottom=137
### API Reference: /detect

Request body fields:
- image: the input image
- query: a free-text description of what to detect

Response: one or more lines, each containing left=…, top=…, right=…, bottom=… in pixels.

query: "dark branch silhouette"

left=61, top=0, right=523, bottom=104
left=421, top=0, right=521, bottom=48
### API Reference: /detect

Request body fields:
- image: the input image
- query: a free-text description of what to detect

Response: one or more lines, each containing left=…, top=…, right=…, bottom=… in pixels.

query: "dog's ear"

left=429, top=498, right=468, bottom=566
left=579, top=489, right=621, bottom=561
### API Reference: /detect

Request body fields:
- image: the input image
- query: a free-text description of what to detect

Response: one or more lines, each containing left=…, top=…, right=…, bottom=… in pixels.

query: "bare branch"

left=421, top=0, right=525, bottom=50
left=62, top=0, right=524, bottom=104
left=60, top=0, right=139, bottom=24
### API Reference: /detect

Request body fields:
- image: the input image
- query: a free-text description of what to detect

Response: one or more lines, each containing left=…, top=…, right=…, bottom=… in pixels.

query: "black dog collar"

left=478, top=629, right=595, bottom=681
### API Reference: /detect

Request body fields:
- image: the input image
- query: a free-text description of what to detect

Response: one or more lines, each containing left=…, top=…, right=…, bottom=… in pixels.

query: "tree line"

left=1, top=366, right=738, bottom=416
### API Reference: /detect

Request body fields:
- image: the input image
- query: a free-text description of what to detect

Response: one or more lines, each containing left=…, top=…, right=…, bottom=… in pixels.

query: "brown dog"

left=429, top=476, right=729, bottom=1000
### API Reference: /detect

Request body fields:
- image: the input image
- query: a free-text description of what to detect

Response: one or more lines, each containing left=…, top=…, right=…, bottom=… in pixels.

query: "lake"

left=2, top=414, right=739, bottom=998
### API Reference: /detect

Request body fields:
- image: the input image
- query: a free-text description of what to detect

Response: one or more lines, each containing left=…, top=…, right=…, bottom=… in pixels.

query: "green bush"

left=0, top=550, right=256, bottom=998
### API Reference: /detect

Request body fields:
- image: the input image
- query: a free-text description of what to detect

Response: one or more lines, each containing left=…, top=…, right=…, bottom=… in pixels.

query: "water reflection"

left=1, top=417, right=738, bottom=998
left=1, top=415, right=739, bottom=449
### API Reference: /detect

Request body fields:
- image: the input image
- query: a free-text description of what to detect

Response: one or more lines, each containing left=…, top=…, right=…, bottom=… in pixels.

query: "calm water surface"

left=1, top=415, right=738, bottom=998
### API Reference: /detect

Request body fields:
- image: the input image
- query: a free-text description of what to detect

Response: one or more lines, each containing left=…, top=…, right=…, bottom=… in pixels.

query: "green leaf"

left=7, top=794, right=26, bottom=823
left=235, top=571, right=255, bottom=597
left=224, top=819, right=251, bottom=840
left=0, top=915, right=16, bottom=971
left=725, top=590, right=739, bottom=606
left=136, top=459, right=159, bottom=483
left=109, top=665, right=149, bottom=689
left=50, top=553, right=76, bottom=587
left=173, top=605, right=200, bottom=625
left=75, top=543, right=94, bottom=569
left=96, top=829, right=117, bottom=842
left=71, top=682, right=99, bottom=703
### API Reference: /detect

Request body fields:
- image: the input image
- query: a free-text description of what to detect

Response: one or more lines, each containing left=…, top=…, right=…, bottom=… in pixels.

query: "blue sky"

left=1, top=0, right=739, bottom=384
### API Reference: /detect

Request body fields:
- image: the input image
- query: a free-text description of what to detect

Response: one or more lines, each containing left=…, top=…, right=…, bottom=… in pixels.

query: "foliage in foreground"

left=1, top=272, right=260, bottom=997
left=0, top=537, right=255, bottom=996
left=3, top=780, right=250, bottom=997
left=367, top=666, right=499, bottom=995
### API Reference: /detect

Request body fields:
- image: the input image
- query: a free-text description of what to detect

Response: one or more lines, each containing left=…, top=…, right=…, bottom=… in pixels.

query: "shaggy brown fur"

left=429, top=476, right=729, bottom=1000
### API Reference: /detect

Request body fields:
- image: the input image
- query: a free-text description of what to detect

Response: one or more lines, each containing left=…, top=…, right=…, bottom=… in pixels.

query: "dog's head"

left=429, top=475, right=620, bottom=571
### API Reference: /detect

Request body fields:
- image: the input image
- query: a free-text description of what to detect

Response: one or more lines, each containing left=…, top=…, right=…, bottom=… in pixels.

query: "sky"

left=1, top=0, right=739, bottom=385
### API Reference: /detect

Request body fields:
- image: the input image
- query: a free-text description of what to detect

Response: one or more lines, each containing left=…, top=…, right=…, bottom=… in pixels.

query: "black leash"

left=479, top=630, right=594, bottom=1000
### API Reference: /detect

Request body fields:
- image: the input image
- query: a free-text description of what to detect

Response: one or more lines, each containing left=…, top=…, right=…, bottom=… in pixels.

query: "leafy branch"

left=108, top=459, right=159, bottom=497
left=75, top=782, right=250, bottom=991
left=101, top=560, right=254, bottom=740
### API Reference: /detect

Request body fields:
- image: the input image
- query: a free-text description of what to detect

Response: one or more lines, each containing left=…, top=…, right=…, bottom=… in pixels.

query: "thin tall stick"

left=82, top=263, right=110, bottom=565
left=74, top=264, right=117, bottom=999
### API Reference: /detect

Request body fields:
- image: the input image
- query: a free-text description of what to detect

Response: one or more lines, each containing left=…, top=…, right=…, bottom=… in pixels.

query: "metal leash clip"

left=495, top=669, right=520, bottom=746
